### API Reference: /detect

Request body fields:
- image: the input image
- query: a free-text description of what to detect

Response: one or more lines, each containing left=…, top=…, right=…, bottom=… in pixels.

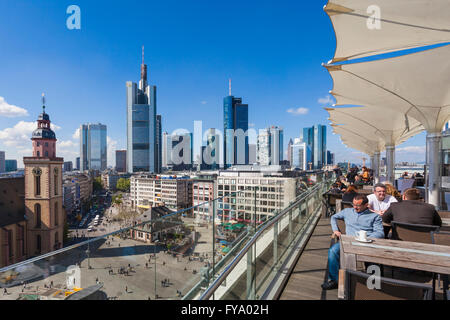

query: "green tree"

left=116, top=178, right=130, bottom=192
left=93, top=177, right=103, bottom=192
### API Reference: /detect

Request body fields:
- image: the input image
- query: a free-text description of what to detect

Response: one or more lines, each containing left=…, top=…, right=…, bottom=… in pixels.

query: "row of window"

left=218, top=179, right=284, bottom=185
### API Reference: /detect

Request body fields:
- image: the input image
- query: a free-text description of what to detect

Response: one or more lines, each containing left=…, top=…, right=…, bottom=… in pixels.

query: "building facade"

left=0, top=151, right=5, bottom=173
left=80, top=123, right=107, bottom=172
left=5, top=159, right=17, bottom=172
left=291, top=142, right=311, bottom=171
left=192, top=178, right=216, bottom=222
left=115, top=150, right=127, bottom=173
left=130, top=174, right=193, bottom=211
left=302, top=125, right=327, bottom=170
left=126, top=48, right=158, bottom=173
left=63, top=161, right=73, bottom=172
left=257, top=126, right=284, bottom=166
left=223, top=90, right=249, bottom=168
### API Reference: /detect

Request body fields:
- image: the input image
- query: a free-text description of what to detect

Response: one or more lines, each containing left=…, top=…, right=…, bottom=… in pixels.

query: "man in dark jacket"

left=382, top=188, right=442, bottom=226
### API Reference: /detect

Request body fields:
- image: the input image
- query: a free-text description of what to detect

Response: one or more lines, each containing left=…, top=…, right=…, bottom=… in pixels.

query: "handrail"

left=0, top=191, right=241, bottom=273
left=199, top=181, right=326, bottom=300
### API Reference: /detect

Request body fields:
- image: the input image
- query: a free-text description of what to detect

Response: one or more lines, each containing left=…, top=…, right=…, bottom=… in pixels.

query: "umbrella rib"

left=342, top=69, right=432, bottom=130
left=332, top=109, right=388, bottom=141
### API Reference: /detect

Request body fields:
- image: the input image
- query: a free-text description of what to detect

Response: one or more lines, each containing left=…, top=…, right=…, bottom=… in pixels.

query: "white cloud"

left=0, top=120, right=62, bottom=148
left=201, top=101, right=207, bottom=105
left=107, top=136, right=118, bottom=167
left=318, top=95, right=334, bottom=105
left=396, top=146, right=426, bottom=154
left=0, top=97, right=29, bottom=118
left=287, top=107, right=309, bottom=116
left=72, top=128, right=80, bottom=140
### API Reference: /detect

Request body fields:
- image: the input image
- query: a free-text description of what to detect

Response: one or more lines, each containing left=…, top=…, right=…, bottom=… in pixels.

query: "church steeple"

left=32, top=94, right=57, bottom=159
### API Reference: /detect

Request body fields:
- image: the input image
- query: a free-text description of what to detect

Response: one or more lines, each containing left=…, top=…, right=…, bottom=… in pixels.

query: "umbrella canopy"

left=324, top=0, right=450, bottom=63
left=331, top=124, right=383, bottom=154
left=327, top=106, right=424, bottom=146
left=325, top=44, right=450, bottom=132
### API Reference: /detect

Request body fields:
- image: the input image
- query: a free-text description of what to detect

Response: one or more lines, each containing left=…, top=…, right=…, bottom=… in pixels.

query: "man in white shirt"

left=368, top=183, right=398, bottom=216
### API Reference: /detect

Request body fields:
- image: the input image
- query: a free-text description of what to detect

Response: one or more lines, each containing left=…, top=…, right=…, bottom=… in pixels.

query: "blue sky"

left=0, top=0, right=427, bottom=167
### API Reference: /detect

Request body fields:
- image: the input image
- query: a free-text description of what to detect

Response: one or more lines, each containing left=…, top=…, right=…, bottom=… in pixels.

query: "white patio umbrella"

left=327, top=106, right=425, bottom=183
left=325, top=44, right=450, bottom=206
left=324, top=0, right=450, bottom=63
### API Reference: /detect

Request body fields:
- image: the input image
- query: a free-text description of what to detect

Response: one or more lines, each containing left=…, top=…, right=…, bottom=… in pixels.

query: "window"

left=36, top=235, right=42, bottom=253
left=54, top=202, right=58, bottom=226
left=35, top=175, right=41, bottom=196
left=54, top=169, right=58, bottom=195
left=35, top=204, right=41, bottom=228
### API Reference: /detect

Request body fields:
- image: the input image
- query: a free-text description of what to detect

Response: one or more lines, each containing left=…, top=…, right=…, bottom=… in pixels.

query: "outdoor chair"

left=390, top=221, right=440, bottom=243
left=431, top=231, right=450, bottom=300
left=323, top=191, right=342, bottom=217
left=343, top=269, right=433, bottom=300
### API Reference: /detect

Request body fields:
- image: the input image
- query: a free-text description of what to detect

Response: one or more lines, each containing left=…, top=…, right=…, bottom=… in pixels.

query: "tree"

left=93, top=177, right=103, bottom=192
left=116, top=178, right=130, bottom=192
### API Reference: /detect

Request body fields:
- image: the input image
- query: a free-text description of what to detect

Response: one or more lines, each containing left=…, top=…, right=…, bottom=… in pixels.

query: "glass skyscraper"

left=126, top=47, right=158, bottom=173
left=302, top=124, right=327, bottom=170
left=257, top=126, right=283, bottom=166
left=223, top=89, right=249, bottom=167
left=80, top=123, right=107, bottom=171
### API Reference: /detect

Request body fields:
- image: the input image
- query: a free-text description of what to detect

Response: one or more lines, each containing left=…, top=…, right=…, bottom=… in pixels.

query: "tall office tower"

left=249, top=144, right=257, bottom=164
left=80, top=123, right=107, bottom=171
left=302, top=124, right=327, bottom=170
left=23, top=97, right=64, bottom=254
left=162, top=132, right=171, bottom=168
left=126, top=46, right=157, bottom=173
left=155, top=115, right=162, bottom=173
left=116, top=150, right=127, bottom=172
left=291, top=141, right=311, bottom=171
left=205, top=128, right=220, bottom=170
left=0, top=151, right=5, bottom=173
left=171, top=133, right=193, bottom=167
left=327, top=150, right=334, bottom=165
left=287, top=138, right=293, bottom=166
left=5, top=159, right=17, bottom=172
left=223, top=80, right=249, bottom=168
left=257, top=126, right=284, bottom=166
left=76, top=157, right=80, bottom=170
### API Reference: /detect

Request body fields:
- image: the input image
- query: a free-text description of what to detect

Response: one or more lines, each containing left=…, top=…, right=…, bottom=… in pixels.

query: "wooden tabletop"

left=339, top=234, right=450, bottom=274
left=442, top=218, right=450, bottom=227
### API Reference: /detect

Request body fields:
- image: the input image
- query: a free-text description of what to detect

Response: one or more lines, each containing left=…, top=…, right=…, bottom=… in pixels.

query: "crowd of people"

left=321, top=167, right=443, bottom=291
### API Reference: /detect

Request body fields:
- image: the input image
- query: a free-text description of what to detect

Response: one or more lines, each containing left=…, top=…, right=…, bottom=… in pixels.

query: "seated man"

left=321, top=194, right=384, bottom=290
left=353, top=175, right=365, bottom=188
left=382, top=188, right=442, bottom=227
left=368, top=183, right=398, bottom=216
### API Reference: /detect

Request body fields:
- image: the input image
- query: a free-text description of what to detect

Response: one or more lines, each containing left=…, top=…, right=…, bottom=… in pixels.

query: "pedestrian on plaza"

left=125, top=286, right=128, bottom=293
left=3, top=288, right=7, bottom=295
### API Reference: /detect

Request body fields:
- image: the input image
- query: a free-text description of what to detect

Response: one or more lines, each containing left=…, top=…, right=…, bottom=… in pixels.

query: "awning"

left=324, top=0, right=450, bottom=63
left=325, top=44, right=450, bottom=132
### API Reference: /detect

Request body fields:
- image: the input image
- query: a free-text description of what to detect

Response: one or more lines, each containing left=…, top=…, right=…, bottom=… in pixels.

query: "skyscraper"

left=257, top=126, right=283, bottom=166
left=291, top=142, right=311, bottom=171
left=303, top=124, right=327, bottom=169
left=287, top=138, right=293, bottom=166
left=0, top=151, right=5, bottom=173
left=116, top=150, right=127, bottom=172
left=80, top=123, right=107, bottom=171
left=76, top=157, right=80, bottom=171
left=223, top=80, right=249, bottom=167
left=155, top=115, right=162, bottom=173
left=205, top=128, right=220, bottom=170
left=5, top=159, right=17, bottom=172
left=127, top=46, right=157, bottom=173
left=162, top=132, right=171, bottom=168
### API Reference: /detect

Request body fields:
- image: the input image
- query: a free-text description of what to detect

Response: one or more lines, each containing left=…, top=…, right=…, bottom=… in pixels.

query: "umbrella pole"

left=426, top=132, right=442, bottom=209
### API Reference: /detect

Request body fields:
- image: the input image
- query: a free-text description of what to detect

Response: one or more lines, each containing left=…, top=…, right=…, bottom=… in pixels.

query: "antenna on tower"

left=42, top=93, right=46, bottom=113
left=142, top=45, right=145, bottom=64
left=229, top=79, right=232, bottom=96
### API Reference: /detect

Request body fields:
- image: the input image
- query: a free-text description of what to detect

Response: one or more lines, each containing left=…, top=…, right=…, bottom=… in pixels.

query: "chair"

left=323, top=192, right=342, bottom=217
left=431, top=231, right=450, bottom=300
left=343, top=269, right=433, bottom=300
left=390, top=221, right=440, bottom=243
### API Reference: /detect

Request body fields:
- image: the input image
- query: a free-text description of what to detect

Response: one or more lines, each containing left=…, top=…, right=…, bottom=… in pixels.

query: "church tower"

left=24, top=95, right=64, bottom=255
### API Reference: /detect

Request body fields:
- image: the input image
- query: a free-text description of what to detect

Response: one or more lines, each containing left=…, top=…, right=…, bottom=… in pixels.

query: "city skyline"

left=0, top=1, right=428, bottom=168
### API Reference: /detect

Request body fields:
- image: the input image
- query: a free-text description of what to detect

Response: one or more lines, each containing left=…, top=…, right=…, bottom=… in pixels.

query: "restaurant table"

left=338, top=234, right=450, bottom=299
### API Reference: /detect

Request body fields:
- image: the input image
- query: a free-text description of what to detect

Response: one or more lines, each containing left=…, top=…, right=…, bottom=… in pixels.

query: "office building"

left=130, top=174, right=193, bottom=211
left=223, top=82, right=249, bottom=167
left=63, top=161, right=73, bottom=172
left=327, top=150, right=334, bottom=165
left=155, top=115, right=162, bottom=173
left=287, top=139, right=293, bottom=166
left=171, top=132, right=193, bottom=171
left=116, top=150, right=127, bottom=172
left=257, top=126, right=283, bottom=166
left=303, top=125, right=327, bottom=169
left=204, top=128, right=220, bottom=170
left=5, top=159, right=17, bottom=172
left=291, top=142, right=311, bottom=171
left=0, top=151, right=5, bottom=173
left=162, top=132, right=171, bottom=168
left=76, top=157, right=80, bottom=171
left=192, top=177, right=216, bottom=222
left=80, top=123, right=107, bottom=171
left=126, top=47, right=157, bottom=173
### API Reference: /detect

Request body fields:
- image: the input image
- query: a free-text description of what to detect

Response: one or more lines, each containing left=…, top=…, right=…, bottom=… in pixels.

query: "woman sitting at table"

left=342, top=185, right=358, bottom=203
left=384, top=182, right=401, bottom=200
